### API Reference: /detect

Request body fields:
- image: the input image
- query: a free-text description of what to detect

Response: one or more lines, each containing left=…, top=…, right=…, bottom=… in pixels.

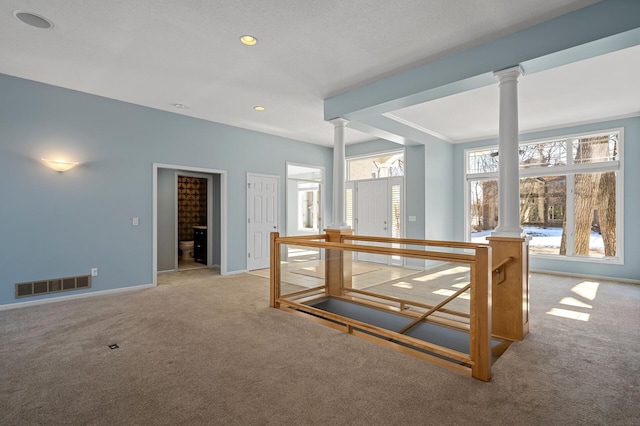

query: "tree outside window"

left=466, top=130, right=621, bottom=261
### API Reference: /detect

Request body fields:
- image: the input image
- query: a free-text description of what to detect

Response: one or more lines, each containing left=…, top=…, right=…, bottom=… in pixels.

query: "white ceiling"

left=389, top=44, right=640, bottom=143
left=2, top=0, right=631, bottom=147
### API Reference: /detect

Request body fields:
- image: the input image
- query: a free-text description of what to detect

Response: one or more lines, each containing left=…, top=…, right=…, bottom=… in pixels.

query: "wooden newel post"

left=470, top=245, right=492, bottom=382
left=269, top=232, right=280, bottom=308
left=324, top=228, right=353, bottom=297
left=486, top=236, right=530, bottom=341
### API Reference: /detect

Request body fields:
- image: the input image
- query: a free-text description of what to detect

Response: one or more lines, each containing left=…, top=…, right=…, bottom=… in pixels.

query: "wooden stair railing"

left=269, top=232, right=493, bottom=381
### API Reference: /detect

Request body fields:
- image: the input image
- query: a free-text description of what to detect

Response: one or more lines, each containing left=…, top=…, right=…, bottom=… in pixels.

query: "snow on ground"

left=472, top=226, right=604, bottom=251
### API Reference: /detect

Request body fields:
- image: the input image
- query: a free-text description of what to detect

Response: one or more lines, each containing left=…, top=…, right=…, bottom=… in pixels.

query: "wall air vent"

left=15, top=275, right=91, bottom=298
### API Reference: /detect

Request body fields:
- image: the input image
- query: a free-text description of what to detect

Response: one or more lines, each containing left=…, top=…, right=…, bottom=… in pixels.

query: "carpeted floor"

left=0, top=269, right=638, bottom=425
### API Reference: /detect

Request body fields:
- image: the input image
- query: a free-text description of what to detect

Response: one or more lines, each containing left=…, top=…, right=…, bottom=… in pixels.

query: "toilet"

left=179, top=241, right=194, bottom=261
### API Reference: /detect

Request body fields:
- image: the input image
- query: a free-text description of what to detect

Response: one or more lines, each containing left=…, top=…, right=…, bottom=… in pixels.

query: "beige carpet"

left=291, top=262, right=381, bottom=278
left=1, top=269, right=638, bottom=425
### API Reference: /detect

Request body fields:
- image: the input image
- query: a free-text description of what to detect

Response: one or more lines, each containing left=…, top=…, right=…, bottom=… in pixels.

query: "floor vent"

left=15, top=275, right=91, bottom=298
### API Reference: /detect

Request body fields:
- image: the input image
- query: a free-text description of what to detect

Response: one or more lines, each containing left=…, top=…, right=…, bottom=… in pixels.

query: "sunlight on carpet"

left=290, top=262, right=381, bottom=278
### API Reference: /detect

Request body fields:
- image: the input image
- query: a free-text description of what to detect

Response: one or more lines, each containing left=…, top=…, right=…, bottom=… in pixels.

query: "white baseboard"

left=224, top=269, right=248, bottom=276
left=0, top=283, right=155, bottom=311
left=530, top=268, right=640, bottom=285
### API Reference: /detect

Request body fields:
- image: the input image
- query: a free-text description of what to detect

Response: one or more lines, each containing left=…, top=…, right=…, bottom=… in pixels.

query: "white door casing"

left=153, top=163, right=228, bottom=282
left=247, top=173, right=279, bottom=270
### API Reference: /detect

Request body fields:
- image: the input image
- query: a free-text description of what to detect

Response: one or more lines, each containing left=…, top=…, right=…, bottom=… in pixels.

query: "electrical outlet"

left=91, top=268, right=98, bottom=277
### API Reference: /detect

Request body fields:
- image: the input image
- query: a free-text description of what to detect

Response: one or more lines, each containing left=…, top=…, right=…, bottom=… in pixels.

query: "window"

left=345, top=187, right=353, bottom=228
left=391, top=184, right=401, bottom=239
left=466, top=130, right=622, bottom=262
left=348, top=151, right=404, bottom=181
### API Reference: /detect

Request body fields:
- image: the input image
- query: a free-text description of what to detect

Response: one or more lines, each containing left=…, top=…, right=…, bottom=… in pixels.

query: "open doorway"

left=153, top=164, right=227, bottom=283
left=286, top=163, right=325, bottom=264
left=177, top=173, right=209, bottom=271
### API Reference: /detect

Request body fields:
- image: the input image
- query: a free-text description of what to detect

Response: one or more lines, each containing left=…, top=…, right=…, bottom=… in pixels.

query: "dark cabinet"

left=193, top=226, right=207, bottom=264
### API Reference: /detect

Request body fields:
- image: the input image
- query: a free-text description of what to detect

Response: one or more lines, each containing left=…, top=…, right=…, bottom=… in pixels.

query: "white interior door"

left=356, top=179, right=389, bottom=263
left=247, top=173, right=279, bottom=270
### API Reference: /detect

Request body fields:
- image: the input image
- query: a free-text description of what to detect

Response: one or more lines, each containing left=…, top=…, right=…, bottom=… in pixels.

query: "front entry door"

left=247, top=173, right=279, bottom=270
left=356, top=179, right=389, bottom=263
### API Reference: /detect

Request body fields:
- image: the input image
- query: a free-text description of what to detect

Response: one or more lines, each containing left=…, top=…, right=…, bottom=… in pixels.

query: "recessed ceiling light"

left=240, top=35, right=258, bottom=46
left=254, top=106, right=265, bottom=111
left=13, top=10, right=54, bottom=29
left=173, top=103, right=188, bottom=109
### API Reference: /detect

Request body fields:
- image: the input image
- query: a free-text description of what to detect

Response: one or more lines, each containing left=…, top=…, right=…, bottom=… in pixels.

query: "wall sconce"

left=41, top=158, right=79, bottom=172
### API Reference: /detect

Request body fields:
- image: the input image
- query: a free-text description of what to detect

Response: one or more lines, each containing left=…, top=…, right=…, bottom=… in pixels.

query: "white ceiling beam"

left=324, top=0, right=640, bottom=122
left=349, top=114, right=452, bottom=146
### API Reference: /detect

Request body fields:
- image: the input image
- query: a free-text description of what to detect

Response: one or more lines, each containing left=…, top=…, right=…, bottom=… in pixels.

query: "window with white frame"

left=466, top=129, right=622, bottom=262
left=347, top=151, right=404, bottom=181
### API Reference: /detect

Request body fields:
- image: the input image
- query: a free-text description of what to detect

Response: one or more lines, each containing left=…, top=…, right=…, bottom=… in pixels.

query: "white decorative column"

left=487, top=66, right=530, bottom=342
left=329, top=118, right=349, bottom=229
left=492, top=66, right=524, bottom=238
left=326, top=118, right=352, bottom=294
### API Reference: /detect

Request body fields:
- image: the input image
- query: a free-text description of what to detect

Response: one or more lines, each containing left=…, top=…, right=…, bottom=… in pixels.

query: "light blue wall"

left=453, top=116, right=640, bottom=281
left=0, top=73, right=333, bottom=305
left=346, top=140, right=426, bottom=240
left=424, top=137, right=454, bottom=241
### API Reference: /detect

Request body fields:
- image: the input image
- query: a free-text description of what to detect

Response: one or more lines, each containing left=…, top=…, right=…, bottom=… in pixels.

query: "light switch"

left=132, top=217, right=139, bottom=226
left=409, top=216, right=416, bottom=222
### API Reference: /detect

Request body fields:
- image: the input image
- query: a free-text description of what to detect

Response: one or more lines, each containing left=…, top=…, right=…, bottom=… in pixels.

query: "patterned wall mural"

left=178, top=176, right=207, bottom=242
